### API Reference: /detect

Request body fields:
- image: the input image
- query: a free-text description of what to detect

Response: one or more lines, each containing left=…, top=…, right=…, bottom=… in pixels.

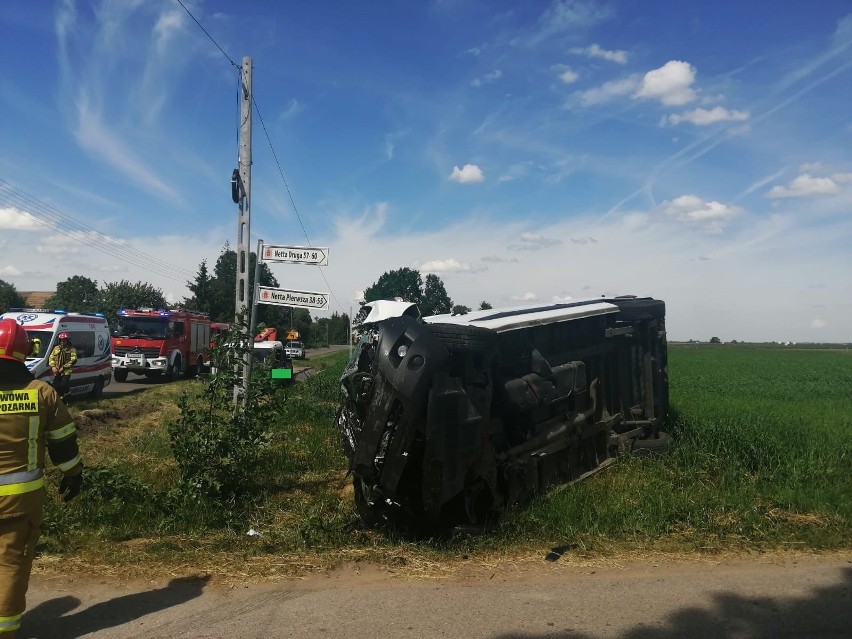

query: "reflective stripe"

left=0, top=614, right=21, bottom=631
left=58, top=455, right=81, bottom=472
left=46, top=422, right=76, bottom=441
left=28, top=415, right=39, bottom=470
left=0, top=469, right=43, bottom=486
left=0, top=347, right=26, bottom=361
left=0, top=477, right=44, bottom=496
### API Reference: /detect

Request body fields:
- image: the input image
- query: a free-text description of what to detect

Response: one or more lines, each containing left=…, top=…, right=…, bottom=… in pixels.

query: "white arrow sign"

left=256, top=286, right=329, bottom=310
left=261, top=244, right=329, bottom=266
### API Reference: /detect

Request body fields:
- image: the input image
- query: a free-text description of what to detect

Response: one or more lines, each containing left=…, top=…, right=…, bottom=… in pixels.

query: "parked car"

left=336, top=296, right=669, bottom=531
left=285, top=340, right=305, bottom=359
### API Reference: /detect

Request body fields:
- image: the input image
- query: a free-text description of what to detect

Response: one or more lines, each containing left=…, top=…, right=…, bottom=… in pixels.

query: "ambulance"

left=0, top=308, right=113, bottom=399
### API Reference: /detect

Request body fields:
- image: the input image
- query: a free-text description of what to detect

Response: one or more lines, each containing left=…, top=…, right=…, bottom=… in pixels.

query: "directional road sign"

left=261, top=244, right=329, bottom=266
left=256, top=286, right=329, bottom=310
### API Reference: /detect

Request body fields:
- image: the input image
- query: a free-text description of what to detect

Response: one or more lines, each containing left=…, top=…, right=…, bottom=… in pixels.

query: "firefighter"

left=0, top=318, right=83, bottom=638
left=48, top=332, right=77, bottom=398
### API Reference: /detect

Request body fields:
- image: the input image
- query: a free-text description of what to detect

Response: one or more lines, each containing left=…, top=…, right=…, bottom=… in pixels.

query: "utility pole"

left=234, top=56, right=253, bottom=405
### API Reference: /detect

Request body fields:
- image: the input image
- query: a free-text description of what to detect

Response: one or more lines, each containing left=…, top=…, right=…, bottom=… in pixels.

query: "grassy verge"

left=38, top=345, right=851, bottom=578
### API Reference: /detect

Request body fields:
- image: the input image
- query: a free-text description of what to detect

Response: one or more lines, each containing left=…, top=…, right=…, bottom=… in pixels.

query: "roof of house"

left=19, top=291, right=54, bottom=308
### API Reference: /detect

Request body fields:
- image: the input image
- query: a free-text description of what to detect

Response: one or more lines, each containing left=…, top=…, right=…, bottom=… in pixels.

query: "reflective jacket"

left=49, top=344, right=77, bottom=377
left=0, top=364, right=82, bottom=518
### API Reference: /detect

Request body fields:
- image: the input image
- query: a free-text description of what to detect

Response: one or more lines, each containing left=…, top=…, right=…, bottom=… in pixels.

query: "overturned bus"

left=336, top=296, right=669, bottom=531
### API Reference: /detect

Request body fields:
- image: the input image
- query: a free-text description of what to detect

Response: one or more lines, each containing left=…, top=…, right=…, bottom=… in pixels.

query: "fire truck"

left=111, top=308, right=211, bottom=382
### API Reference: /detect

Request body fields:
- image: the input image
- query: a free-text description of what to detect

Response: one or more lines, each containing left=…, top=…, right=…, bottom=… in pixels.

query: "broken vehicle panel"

left=336, top=296, right=669, bottom=530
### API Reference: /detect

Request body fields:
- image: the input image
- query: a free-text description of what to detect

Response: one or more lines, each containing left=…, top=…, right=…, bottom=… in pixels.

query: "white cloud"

left=570, top=43, right=628, bottom=64
left=810, top=319, right=826, bottom=329
left=665, top=106, right=750, bottom=126
left=559, top=69, right=579, bottom=84
left=74, top=92, right=179, bottom=200
left=420, top=258, right=482, bottom=274
left=832, top=172, right=852, bottom=183
left=551, top=294, right=574, bottom=303
left=522, top=1, right=613, bottom=47
left=513, top=232, right=563, bottom=251
left=662, top=195, right=742, bottom=233
left=799, top=162, right=824, bottom=173
left=0, top=265, right=22, bottom=276
left=635, top=60, right=697, bottom=106
left=471, top=70, right=502, bottom=87
left=0, top=207, right=42, bottom=231
left=511, top=292, right=539, bottom=301
left=481, top=255, right=518, bottom=263
left=766, top=174, right=842, bottom=198
left=449, top=164, right=485, bottom=184
left=152, top=8, right=186, bottom=56
left=576, top=76, right=640, bottom=105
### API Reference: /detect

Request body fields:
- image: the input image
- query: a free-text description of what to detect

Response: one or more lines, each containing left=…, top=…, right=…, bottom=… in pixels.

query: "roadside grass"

left=38, top=345, right=851, bottom=576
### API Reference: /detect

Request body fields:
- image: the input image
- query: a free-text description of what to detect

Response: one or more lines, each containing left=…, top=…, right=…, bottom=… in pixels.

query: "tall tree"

left=363, top=267, right=422, bottom=304
left=183, top=260, right=213, bottom=314
left=0, top=280, right=26, bottom=312
left=98, top=280, right=168, bottom=325
left=451, top=305, right=471, bottom=316
left=313, top=312, right=350, bottom=346
left=421, top=273, right=453, bottom=316
left=209, top=244, right=279, bottom=323
left=478, top=301, right=493, bottom=310
left=45, top=276, right=100, bottom=313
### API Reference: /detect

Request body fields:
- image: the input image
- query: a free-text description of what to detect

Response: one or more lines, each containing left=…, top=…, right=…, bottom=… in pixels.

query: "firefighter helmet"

left=0, top=318, right=30, bottom=362
left=58, top=332, right=70, bottom=340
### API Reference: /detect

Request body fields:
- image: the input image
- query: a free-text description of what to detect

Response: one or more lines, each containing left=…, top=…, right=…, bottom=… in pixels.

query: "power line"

left=175, top=0, right=239, bottom=69
left=177, top=1, right=350, bottom=315
left=0, top=179, right=196, bottom=283
left=250, top=96, right=347, bottom=314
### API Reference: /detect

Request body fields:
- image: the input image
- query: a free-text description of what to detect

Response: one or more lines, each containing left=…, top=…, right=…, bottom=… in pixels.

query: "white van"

left=0, top=308, right=113, bottom=399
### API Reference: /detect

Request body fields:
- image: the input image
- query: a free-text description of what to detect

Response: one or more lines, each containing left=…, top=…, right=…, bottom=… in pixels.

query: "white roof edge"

left=356, top=300, right=420, bottom=326
left=424, top=301, right=620, bottom=333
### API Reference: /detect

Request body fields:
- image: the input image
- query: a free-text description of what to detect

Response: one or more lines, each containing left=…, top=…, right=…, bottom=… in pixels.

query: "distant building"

left=18, top=291, right=54, bottom=308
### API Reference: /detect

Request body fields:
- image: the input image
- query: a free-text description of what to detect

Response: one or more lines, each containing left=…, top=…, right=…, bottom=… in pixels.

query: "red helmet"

left=0, top=318, right=30, bottom=362
left=58, top=332, right=70, bottom=340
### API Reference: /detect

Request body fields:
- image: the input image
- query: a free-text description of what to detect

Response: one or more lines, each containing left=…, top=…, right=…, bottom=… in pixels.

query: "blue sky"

left=1, top=0, right=850, bottom=342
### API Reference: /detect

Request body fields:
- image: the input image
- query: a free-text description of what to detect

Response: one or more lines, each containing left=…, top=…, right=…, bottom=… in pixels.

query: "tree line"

left=2, top=249, right=491, bottom=347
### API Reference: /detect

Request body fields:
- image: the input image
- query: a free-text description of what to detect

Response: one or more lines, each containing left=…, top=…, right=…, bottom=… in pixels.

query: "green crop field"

left=497, top=344, right=852, bottom=552
left=39, top=345, right=852, bottom=576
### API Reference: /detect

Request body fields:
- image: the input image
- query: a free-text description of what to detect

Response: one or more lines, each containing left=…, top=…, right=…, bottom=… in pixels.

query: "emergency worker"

left=0, top=318, right=83, bottom=638
left=48, top=333, right=77, bottom=398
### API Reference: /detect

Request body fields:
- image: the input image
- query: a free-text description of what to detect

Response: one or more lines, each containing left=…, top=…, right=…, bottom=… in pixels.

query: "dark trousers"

left=52, top=375, right=71, bottom=397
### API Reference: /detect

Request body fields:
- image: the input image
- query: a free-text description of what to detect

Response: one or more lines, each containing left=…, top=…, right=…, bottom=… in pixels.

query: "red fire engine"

left=111, top=308, right=211, bottom=382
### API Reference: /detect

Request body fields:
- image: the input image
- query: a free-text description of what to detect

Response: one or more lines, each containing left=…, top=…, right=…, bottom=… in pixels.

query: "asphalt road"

left=23, top=553, right=852, bottom=638
left=102, top=344, right=351, bottom=396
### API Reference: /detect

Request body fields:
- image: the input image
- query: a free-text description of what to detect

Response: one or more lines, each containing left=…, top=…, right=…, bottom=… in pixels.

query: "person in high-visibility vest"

left=0, top=318, right=83, bottom=638
left=48, top=332, right=77, bottom=398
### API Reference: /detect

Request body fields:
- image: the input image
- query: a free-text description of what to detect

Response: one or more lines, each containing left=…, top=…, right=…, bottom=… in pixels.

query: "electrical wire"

left=177, top=0, right=349, bottom=315
left=251, top=96, right=347, bottom=314
left=175, top=0, right=239, bottom=69
left=0, top=179, right=196, bottom=284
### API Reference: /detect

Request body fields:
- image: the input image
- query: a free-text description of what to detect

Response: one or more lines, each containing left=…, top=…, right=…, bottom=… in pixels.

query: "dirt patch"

left=73, top=404, right=150, bottom=434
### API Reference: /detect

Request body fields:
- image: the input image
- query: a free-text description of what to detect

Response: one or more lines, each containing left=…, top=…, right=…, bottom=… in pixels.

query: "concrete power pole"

left=235, top=56, right=253, bottom=324
left=234, top=56, right=253, bottom=404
